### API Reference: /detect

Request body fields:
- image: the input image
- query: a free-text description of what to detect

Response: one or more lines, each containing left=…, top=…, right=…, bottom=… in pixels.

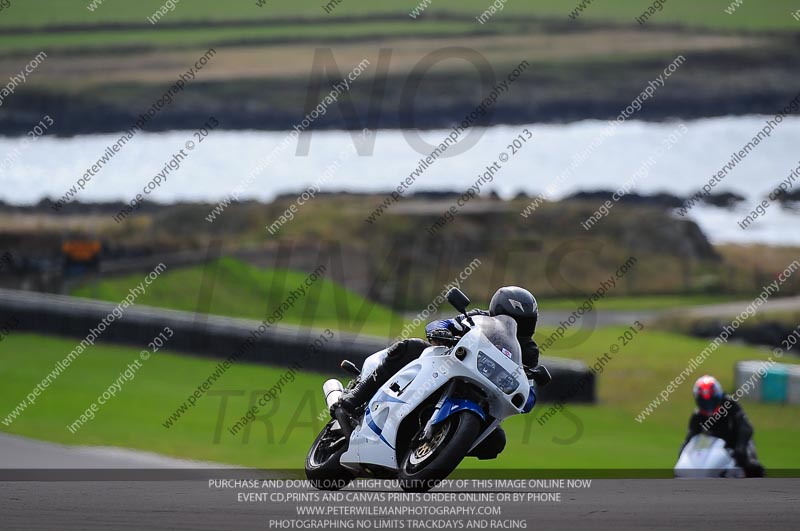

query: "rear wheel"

left=305, top=421, right=355, bottom=490
left=397, top=411, right=481, bottom=492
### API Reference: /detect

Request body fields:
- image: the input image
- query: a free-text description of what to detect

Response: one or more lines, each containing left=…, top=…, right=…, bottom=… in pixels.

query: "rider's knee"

left=387, top=338, right=428, bottom=362
left=491, top=428, right=507, bottom=456
left=405, top=338, right=429, bottom=355
left=471, top=428, right=506, bottom=460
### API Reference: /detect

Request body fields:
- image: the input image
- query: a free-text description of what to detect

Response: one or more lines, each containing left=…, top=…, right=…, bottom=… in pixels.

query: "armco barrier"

left=0, top=288, right=594, bottom=403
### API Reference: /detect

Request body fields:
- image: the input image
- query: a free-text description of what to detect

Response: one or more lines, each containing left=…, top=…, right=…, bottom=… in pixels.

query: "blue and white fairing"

left=340, top=315, right=535, bottom=471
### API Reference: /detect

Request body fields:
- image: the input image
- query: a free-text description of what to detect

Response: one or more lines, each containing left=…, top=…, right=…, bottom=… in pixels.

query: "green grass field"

left=3, top=0, right=798, bottom=30
left=1, top=329, right=798, bottom=474
left=71, top=258, right=418, bottom=339
left=539, top=294, right=741, bottom=312
left=0, top=20, right=495, bottom=53
left=71, top=259, right=749, bottom=340
left=0, top=0, right=797, bottom=54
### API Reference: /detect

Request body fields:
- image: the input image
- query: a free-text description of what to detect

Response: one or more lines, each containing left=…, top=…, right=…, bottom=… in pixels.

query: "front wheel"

left=398, top=411, right=481, bottom=492
left=305, top=421, right=355, bottom=490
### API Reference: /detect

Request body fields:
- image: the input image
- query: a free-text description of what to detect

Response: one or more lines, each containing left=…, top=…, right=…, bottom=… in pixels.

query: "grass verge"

left=1, top=330, right=798, bottom=474
left=71, top=257, right=418, bottom=338
left=2, top=1, right=798, bottom=32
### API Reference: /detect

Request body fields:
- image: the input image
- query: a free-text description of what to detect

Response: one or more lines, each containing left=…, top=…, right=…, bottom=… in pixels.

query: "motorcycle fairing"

left=431, top=397, right=486, bottom=425
left=340, top=321, right=531, bottom=471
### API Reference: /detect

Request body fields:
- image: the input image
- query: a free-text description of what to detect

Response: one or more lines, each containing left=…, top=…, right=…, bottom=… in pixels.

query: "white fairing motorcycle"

left=305, top=289, right=548, bottom=492
left=674, top=434, right=744, bottom=478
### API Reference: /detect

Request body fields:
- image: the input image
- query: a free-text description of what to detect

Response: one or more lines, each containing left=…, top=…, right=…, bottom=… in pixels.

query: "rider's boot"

left=331, top=366, right=388, bottom=417
left=331, top=338, right=429, bottom=418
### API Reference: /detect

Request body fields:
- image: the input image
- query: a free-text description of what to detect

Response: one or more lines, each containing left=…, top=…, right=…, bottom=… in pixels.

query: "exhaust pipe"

left=324, top=379, right=354, bottom=437
left=323, top=379, right=344, bottom=409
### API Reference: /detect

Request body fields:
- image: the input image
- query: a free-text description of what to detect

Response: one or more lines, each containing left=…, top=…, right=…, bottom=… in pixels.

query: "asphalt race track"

left=1, top=435, right=798, bottom=530
left=4, top=477, right=799, bottom=530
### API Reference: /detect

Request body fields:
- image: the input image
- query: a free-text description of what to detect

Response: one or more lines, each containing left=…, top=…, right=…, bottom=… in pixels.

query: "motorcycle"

left=674, top=434, right=744, bottom=478
left=305, top=288, right=550, bottom=492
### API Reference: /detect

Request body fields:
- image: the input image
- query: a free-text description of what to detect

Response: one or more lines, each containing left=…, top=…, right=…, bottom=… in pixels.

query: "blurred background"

left=0, top=0, right=799, bottom=474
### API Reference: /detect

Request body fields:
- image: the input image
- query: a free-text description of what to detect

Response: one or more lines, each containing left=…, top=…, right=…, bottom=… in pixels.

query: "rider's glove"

left=427, top=327, right=455, bottom=345
left=526, top=365, right=552, bottom=387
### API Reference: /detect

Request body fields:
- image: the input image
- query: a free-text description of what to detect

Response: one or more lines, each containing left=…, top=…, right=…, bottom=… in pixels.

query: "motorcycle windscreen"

left=675, top=434, right=738, bottom=474
left=471, top=315, right=522, bottom=365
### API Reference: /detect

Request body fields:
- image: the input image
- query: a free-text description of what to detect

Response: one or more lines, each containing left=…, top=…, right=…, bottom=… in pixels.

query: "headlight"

left=477, top=353, right=496, bottom=377
left=495, top=373, right=518, bottom=394
left=477, top=351, right=519, bottom=394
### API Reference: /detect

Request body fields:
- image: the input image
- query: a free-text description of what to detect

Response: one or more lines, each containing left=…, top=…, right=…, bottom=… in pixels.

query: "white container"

left=734, top=360, right=800, bottom=404
left=787, top=365, right=800, bottom=405
left=734, top=361, right=763, bottom=401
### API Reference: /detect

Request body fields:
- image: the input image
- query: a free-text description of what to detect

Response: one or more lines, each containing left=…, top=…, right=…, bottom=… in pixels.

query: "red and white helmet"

left=693, top=375, right=724, bottom=416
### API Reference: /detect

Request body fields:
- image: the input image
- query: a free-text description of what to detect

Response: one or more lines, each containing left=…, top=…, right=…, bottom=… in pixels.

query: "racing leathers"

left=679, top=395, right=765, bottom=477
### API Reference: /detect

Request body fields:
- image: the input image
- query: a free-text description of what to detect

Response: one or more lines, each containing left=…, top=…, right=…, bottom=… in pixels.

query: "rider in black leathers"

left=680, top=375, right=765, bottom=477
left=331, top=286, right=541, bottom=459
